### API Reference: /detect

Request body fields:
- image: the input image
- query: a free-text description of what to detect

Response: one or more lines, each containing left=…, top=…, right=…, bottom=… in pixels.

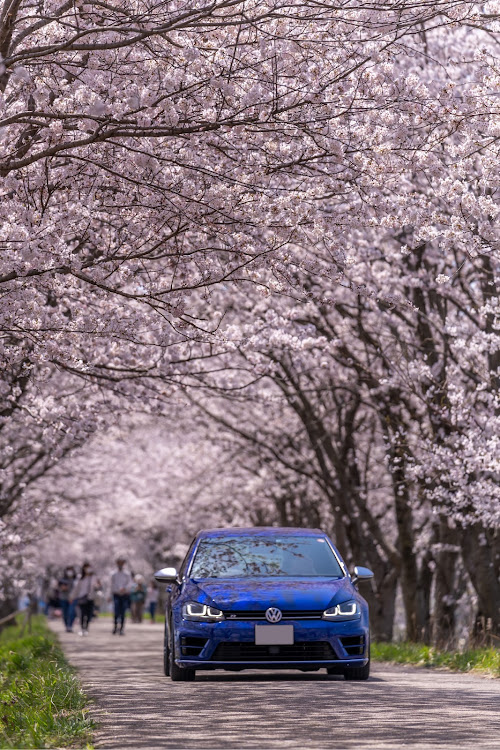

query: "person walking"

left=46, top=577, right=60, bottom=619
left=130, top=574, right=147, bottom=623
left=58, top=565, right=77, bottom=632
left=147, top=580, right=159, bottom=623
left=72, top=562, right=99, bottom=636
left=111, top=556, right=132, bottom=635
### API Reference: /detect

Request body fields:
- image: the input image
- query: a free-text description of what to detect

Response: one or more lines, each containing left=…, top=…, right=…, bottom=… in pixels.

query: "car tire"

left=326, top=666, right=343, bottom=676
left=344, top=658, right=370, bottom=681
left=169, top=622, right=196, bottom=682
left=163, top=623, right=170, bottom=676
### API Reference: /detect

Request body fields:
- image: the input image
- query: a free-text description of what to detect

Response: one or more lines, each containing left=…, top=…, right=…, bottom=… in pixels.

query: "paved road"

left=52, top=617, right=500, bottom=749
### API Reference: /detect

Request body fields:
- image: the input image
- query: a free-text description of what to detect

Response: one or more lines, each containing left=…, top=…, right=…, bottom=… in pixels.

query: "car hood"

left=183, top=577, right=354, bottom=611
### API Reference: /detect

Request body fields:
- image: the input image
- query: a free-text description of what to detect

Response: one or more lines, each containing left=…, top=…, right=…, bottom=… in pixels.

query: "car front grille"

left=222, top=610, right=324, bottom=621
left=212, top=641, right=337, bottom=661
left=340, top=635, right=365, bottom=656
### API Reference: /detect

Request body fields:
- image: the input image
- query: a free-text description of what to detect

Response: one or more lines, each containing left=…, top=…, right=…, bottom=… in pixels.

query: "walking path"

left=51, top=616, right=500, bottom=749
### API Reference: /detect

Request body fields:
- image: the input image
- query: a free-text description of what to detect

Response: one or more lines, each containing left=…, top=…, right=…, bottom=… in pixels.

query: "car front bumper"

left=172, top=617, right=369, bottom=671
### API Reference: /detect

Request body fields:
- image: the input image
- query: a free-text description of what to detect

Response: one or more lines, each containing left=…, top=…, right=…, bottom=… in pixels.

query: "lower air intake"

left=212, top=642, right=337, bottom=661
left=340, top=635, right=365, bottom=656
left=181, top=637, right=208, bottom=656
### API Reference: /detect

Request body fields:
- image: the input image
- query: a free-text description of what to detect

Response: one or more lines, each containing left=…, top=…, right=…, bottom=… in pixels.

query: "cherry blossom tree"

left=1, top=1, right=499, bottom=643
left=20, top=412, right=259, bottom=589
left=186, top=242, right=498, bottom=643
left=1, top=0, right=489, bottom=381
left=0, top=361, right=117, bottom=617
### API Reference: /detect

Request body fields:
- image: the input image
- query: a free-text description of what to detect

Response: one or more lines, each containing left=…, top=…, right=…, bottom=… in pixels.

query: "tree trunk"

left=362, top=565, right=398, bottom=642
left=432, top=519, right=462, bottom=648
left=0, top=593, right=18, bottom=633
left=391, top=466, right=426, bottom=641
left=383, top=428, right=430, bottom=642
left=415, top=545, right=434, bottom=644
left=461, top=524, right=500, bottom=645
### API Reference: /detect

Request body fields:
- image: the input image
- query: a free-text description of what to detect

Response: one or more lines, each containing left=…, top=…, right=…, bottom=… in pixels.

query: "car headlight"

left=322, top=600, right=360, bottom=620
left=182, top=602, right=224, bottom=621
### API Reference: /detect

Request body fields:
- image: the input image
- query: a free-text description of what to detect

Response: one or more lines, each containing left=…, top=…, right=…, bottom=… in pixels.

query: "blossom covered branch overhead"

left=2, top=1, right=498, bottom=364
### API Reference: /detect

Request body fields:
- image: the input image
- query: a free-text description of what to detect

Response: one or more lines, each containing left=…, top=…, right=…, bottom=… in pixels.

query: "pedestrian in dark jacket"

left=111, top=556, right=132, bottom=635
left=58, top=565, right=77, bottom=632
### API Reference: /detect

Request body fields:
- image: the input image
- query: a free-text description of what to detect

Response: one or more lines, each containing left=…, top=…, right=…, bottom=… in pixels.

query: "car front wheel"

left=163, top=623, right=170, bottom=676
left=169, top=623, right=196, bottom=682
left=344, top=657, right=370, bottom=681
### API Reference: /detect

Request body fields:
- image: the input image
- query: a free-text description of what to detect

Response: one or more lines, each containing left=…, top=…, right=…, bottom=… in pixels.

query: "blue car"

left=155, top=527, right=373, bottom=681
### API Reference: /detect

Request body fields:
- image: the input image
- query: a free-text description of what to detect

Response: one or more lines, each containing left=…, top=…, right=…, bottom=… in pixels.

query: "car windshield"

left=190, top=536, right=344, bottom=579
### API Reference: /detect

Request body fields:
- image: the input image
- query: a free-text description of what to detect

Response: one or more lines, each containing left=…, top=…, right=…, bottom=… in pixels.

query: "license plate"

left=254, top=624, right=294, bottom=645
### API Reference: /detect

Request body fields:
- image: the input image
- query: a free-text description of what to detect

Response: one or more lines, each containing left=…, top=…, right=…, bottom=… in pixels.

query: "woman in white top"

left=72, top=562, right=99, bottom=636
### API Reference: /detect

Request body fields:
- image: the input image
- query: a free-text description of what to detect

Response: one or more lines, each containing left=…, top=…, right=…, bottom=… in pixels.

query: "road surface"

left=51, top=617, right=500, bottom=749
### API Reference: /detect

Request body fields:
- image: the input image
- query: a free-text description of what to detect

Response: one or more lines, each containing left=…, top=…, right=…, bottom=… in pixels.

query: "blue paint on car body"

left=159, top=527, right=372, bottom=681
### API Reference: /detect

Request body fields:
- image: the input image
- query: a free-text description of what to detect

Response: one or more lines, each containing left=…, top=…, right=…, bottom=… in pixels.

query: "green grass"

left=0, top=615, right=94, bottom=748
left=372, top=641, right=500, bottom=677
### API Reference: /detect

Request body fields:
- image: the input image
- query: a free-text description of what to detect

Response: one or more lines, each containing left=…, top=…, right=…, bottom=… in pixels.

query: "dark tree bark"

left=0, top=590, right=19, bottom=633
left=416, top=545, right=434, bottom=644
left=461, top=524, right=500, bottom=644
left=385, top=436, right=430, bottom=641
left=431, top=519, right=463, bottom=648
left=271, top=365, right=399, bottom=641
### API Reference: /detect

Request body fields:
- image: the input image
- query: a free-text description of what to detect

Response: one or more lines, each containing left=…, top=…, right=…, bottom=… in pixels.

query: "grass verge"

left=372, top=641, right=500, bottom=677
left=0, top=614, right=94, bottom=748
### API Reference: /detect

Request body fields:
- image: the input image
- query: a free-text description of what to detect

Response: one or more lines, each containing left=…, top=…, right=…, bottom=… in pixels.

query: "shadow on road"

left=197, top=672, right=385, bottom=682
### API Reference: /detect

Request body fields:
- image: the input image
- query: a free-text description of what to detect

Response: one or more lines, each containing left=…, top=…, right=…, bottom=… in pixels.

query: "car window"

left=179, top=538, right=197, bottom=579
left=190, top=536, right=343, bottom=578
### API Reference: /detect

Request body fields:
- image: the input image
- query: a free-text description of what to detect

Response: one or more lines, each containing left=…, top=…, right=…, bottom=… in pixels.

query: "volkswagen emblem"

left=265, top=607, right=282, bottom=623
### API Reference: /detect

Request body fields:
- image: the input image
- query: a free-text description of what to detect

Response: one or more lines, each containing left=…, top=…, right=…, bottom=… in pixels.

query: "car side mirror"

left=351, top=566, right=374, bottom=585
left=154, top=567, right=178, bottom=584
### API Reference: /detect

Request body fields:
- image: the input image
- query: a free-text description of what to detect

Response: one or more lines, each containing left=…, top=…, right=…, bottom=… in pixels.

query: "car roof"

left=195, top=527, right=326, bottom=539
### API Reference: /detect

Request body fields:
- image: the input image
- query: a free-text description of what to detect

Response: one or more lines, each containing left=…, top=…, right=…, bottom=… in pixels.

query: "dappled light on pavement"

left=52, top=618, right=500, bottom=749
